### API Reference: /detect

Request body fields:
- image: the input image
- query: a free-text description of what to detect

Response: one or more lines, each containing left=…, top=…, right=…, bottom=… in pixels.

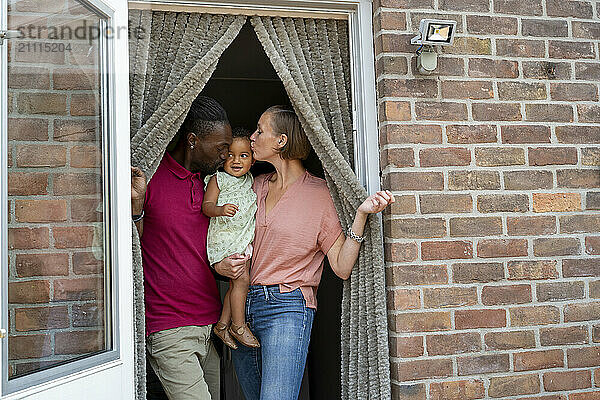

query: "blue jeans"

left=231, top=285, right=315, bottom=400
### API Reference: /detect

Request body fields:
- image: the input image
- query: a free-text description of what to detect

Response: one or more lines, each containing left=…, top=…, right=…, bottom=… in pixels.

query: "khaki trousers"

left=147, top=325, right=220, bottom=400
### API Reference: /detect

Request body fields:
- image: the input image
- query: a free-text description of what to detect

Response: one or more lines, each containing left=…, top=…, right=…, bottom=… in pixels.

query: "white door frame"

left=0, top=0, right=135, bottom=396
left=128, top=0, right=382, bottom=195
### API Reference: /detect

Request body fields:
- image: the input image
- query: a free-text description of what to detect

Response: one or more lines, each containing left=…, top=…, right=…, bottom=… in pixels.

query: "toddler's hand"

left=221, top=203, right=238, bottom=217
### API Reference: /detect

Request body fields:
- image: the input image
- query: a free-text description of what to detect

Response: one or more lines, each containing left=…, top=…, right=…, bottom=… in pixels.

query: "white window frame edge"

left=0, top=0, right=123, bottom=396
left=127, top=0, right=382, bottom=196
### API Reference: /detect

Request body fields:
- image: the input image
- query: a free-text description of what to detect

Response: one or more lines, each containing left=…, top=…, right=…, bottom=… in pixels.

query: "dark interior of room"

left=147, top=20, right=344, bottom=400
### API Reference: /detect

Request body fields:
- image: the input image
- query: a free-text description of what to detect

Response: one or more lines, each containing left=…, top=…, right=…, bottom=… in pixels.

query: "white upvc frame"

left=0, top=0, right=135, bottom=396
left=128, top=0, right=382, bottom=195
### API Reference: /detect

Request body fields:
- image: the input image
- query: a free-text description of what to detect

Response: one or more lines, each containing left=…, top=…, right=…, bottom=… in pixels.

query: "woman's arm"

left=202, top=175, right=238, bottom=217
left=327, top=190, right=395, bottom=280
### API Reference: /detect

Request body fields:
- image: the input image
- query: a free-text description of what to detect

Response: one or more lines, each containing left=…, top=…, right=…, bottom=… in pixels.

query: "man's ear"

left=187, top=132, right=198, bottom=148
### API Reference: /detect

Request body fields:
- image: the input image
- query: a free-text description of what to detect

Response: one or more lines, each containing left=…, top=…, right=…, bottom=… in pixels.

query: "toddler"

left=203, top=128, right=259, bottom=349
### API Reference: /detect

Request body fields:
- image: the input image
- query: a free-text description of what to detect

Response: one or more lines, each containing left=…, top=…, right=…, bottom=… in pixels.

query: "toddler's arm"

left=202, top=175, right=238, bottom=217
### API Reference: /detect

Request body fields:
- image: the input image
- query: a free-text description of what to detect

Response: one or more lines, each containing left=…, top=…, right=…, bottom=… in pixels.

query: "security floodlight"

left=411, top=19, right=457, bottom=75
left=411, top=19, right=457, bottom=46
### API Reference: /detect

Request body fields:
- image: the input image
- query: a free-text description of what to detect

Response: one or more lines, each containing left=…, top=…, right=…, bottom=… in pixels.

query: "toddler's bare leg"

left=218, top=284, right=232, bottom=325
left=230, top=261, right=249, bottom=327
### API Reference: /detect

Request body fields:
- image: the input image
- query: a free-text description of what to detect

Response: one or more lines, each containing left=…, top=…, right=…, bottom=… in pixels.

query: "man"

left=131, top=96, right=247, bottom=400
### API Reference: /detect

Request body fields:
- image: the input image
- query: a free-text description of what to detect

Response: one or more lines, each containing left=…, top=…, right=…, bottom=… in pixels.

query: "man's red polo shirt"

left=141, top=152, right=221, bottom=335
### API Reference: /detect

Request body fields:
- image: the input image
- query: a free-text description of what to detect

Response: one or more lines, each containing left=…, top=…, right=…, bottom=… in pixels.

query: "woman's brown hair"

left=266, top=105, right=311, bottom=160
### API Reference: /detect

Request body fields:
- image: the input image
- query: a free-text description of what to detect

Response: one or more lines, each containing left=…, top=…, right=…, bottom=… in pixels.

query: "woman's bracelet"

left=347, top=227, right=365, bottom=243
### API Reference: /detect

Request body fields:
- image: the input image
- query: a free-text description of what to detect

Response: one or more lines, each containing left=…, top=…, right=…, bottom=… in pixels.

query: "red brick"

left=441, top=80, right=493, bottom=99
left=573, top=21, right=600, bottom=39
left=7, top=335, right=52, bottom=359
left=53, top=119, right=99, bottom=142
left=382, top=124, right=442, bottom=144
left=563, top=259, right=600, bottom=277
left=583, top=148, right=600, bottom=166
left=458, top=354, right=510, bottom=376
left=420, top=148, right=471, bottom=167
left=72, top=304, right=103, bottom=327
left=9, top=66, right=50, bottom=89
left=70, top=145, right=101, bottom=168
left=469, top=58, right=518, bottom=78
left=522, top=19, right=568, bottom=37
left=389, top=336, right=423, bottom=358
left=534, top=238, right=580, bottom=256
left=489, top=374, right=540, bottom=397
left=544, top=370, right=591, bottom=392
left=523, top=61, right=572, bottom=80
left=444, top=37, right=491, bottom=55
left=452, top=262, right=504, bottom=283
left=7, top=118, right=49, bottom=141
left=450, top=217, right=502, bottom=237
left=54, top=278, right=103, bottom=301
left=424, top=287, right=478, bottom=308
left=556, top=126, right=600, bottom=144
left=55, top=330, right=104, bottom=354
left=508, top=260, right=558, bottom=280
left=386, top=218, right=446, bottom=239
left=380, top=101, right=411, bottom=121
left=388, top=289, right=420, bottom=310
left=578, top=105, right=600, bottom=123
left=591, top=281, right=600, bottom=298
left=393, top=358, right=453, bottom=381
left=385, top=242, right=418, bottom=263
left=551, top=83, right=598, bottom=101
left=502, top=125, right=550, bottom=144
left=446, top=125, right=497, bottom=144
left=576, top=62, right=600, bottom=80
left=550, top=40, right=596, bottom=59
left=541, top=326, right=589, bottom=346
left=15, top=253, right=69, bottom=277
left=587, top=236, right=600, bottom=255
left=53, top=68, right=99, bottom=90
left=70, top=94, right=99, bottom=116
left=54, top=173, right=101, bottom=195
left=482, top=284, right=532, bottom=305
left=420, top=194, right=472, bottom=214
left=375, top=11, right=406, bottom=31
left=568, top=347, right=600, bottom=368
left=411, top=56, right=464, bottom=77
left=589, top=192, right=600, bottom=210
left=17, top=93, right=67, bottom=115
left=72, top=252, right=103, bottom=275
left=426, top=332, right=481, bottom=356
left=507, top=216, right=556, bottom=236
left=494, top=0, right=542, bottom=15
left=510, top=305, right=560, bottom=326
left=375, top=33, right=416, bottom=54
left=8, top=172, right=48, bottom=196
left=391, top=384, right=425, bottom=400
left=384, top=196, right=416, bottom=217
left=8, top=227, right=49, bottom=249
left=504, top=170, right=553, bottom=191
left=449, top=171, right=500, bottom=190
left=382, top=147, right=414, bottom=168
left=478, top=238, right=528, bottom=258
left=422, top=241, right=472, bottom=260
left=53, top=226, right=95, bottom=248
left=390, top=312, right=451, bottom=333
left=498, top=81, right=547, bottom=100
left=16, top=144, right=66, bottom=167
left=466, top=15, right=517, bottom=35
left=547, top=0, right=594, bottom=18
left=486, top=331, right=536, bottom=350
left=386, top=172, right=444, bottom=191
left=569, top=391, right=600, bottom=400
left=15, top=199, right=67, bottom=223
left=455, top=309, right=506, bottom=329
left=526, top=104, right=574, bottom=122
left=472, top=103, right=522, bottom=121
left=429, top=379, right=485, bottom=400
left=497, top=39, right=545, bottom=57
left=8, top=280, right=50, bottom=304
left=71, top=198, right=103, bottom=222
left=565, top=303, right=600, bottom=322
left=15, top=306, right=69, bottom=331
left=560, top=214, right=600, bottom=233
left=514, top=349, right=564, bottom=371
left=475, top=147, right=525, bottom=166
left=415, top=102, right=468, bottom=121
left=533, top=193, right=581, bottom=212
left=387, top=264, right=447, bottom=286
left=378, top=79, right=437, bottom=98
left=558, top=169, right=600, bottom=188
left=376, top=55, right=408, bottom=76
left=529, top=147, right=578, bottom=166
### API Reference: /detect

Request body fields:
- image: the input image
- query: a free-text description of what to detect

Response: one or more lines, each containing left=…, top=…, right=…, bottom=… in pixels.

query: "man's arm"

left=131, top=166, right=146, bottom=237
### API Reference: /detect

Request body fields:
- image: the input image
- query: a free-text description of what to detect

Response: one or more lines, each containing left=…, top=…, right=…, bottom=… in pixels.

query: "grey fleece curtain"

left=251, top=16, right=391, bottom=400
left=128, top=11, right=246, bottom=399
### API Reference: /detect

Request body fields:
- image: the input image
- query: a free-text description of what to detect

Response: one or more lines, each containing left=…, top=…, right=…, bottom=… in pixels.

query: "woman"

left=231, top=105, right=394, bottom=400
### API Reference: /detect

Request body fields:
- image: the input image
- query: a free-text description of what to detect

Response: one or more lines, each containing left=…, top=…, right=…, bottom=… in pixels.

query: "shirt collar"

left=164, top=151, right=197, bottom=180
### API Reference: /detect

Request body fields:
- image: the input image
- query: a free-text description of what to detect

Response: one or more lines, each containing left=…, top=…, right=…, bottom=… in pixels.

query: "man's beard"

left=198, top=159, right=224, bottom=175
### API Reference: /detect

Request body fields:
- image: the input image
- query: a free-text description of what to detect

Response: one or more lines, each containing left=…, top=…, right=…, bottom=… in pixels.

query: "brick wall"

left=6, top=1, right=106, bottom=378
left=373, top=1, right=600, bottom=399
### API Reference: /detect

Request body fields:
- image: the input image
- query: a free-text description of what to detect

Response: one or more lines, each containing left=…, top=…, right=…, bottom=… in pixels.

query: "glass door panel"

left=4, top=0, right=112, bottom=385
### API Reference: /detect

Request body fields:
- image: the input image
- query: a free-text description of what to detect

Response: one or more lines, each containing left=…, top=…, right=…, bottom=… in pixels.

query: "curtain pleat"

left=251, top=16, right=391, bottom=400
left=128, top=12, right=246, bottom=399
